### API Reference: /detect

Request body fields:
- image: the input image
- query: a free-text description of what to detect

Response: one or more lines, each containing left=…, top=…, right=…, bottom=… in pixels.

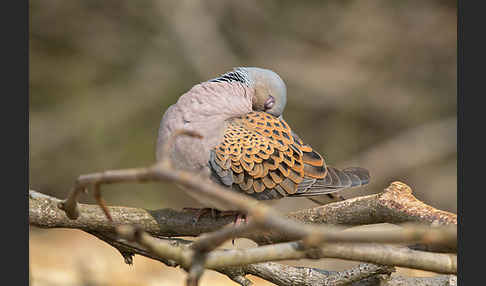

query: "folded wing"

left=209, top=111, right=370, bottom=200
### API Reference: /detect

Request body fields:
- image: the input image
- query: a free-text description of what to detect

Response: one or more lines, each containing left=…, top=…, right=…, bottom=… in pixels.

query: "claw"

left=183, top=208, right=220, bottom=226
left=231, top=212, right=247, bottom=246
left=182, top=208, right=248, bottom=245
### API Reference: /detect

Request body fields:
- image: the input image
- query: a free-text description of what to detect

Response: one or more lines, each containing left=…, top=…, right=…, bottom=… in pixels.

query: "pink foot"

left=230, top=212, right=247, bottom=245
left=183, top=207, right=219, bottom=225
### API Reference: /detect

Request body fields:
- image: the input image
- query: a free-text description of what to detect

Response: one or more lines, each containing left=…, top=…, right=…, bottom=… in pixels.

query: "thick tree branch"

left=33, top=182, right=457, bottom=252
left=30, top=189, right=235, bottom=236
left=290, top=182, right=456, bottom=226
left=222, top=262, right=396, bottom=286
left=32, top=188, right=456, bottom=251
left=29, top=191, right=458, bottom=275
left=373, top=274, right=457, bottom=286
left=30, top=189, right=457, bottom=285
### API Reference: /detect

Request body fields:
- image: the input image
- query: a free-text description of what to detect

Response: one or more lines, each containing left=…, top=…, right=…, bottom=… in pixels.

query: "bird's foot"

left=212, top=210, right=247, bottom=225
left=233, top=212, right=248, bottom=245
left=182, top=208, right=247, bottom=245
left=215, top=211, right=248, bottom=246
left=326, top=193, right=346, bottom=201
left=183, top=207, right=220, bottom=226
left=232, top=212, right=247, bottom=226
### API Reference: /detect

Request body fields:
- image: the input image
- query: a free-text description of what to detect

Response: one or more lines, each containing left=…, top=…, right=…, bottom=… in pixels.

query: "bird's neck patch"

left=208, top=69, right=250, bottom=85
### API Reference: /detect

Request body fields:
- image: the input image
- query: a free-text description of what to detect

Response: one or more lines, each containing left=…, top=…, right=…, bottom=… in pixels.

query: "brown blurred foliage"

left=29, top=1, right=456, bottom=285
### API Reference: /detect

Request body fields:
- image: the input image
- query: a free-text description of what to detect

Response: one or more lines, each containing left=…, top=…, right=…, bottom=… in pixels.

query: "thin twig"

left=30, top=191, right=457, bottom=284
left=55, top=185, right=459, bottom=250
left=34, top=183, right=458, bottom=252
left=56, top=161, right=457, bottom=252
left=33, top=188, right=458, bottom=251
left=188, top=222, right=258, bottom=285
left=116, top=226, right=457, bottom=274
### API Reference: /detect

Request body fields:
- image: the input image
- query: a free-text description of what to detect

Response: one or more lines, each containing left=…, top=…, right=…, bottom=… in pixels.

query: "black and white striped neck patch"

left=208, top=68, right=250, bottom=85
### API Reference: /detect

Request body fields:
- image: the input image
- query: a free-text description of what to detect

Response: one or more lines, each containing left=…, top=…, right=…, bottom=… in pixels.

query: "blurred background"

left=29, top=0, right=457, bottom=285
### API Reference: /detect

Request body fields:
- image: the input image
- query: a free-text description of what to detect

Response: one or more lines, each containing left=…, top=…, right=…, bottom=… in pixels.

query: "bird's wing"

left=209, top=111, right=369, bottom=200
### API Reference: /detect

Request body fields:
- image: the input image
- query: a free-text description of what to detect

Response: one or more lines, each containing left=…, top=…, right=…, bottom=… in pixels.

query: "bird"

left=155, top=67, right=369, bottom=213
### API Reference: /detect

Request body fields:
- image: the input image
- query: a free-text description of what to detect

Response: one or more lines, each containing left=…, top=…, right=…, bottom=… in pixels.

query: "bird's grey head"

left=209, top=67, right=287, bottom=117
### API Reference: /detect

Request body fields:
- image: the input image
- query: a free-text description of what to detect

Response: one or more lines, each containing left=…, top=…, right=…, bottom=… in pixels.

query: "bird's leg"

left=182, top=208, right=248, bottom=245
left=214, top=210, right=248, bottom=245
left=307, top=193, right=346, bottom=205
left=232, top=212, right=248, bottom=245
left=326, top=193, right=346, bottom=201
left=214, top=210, right=247, bottom=224
left=183, top=207, right=221, bottom=225
left=233, top=212, right=247, bottom=225
left=214, top=210, right=239, bottom=217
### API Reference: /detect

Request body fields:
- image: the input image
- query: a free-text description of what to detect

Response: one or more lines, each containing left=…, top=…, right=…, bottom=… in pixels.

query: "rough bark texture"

left=290, top=182, right=456, bottom=226
left=29, top=180, right=458, bottom=286
left=30, top=181, right=457, bottom=244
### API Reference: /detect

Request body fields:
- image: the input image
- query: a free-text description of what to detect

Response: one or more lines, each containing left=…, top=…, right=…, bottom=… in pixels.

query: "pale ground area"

left=30, top=226, right=440, bottom=286
left=30, top=228, right=274, bottom=286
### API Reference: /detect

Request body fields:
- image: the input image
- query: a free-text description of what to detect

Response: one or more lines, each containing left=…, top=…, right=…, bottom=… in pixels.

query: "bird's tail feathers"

left=290, top=166, right=370, bottom=197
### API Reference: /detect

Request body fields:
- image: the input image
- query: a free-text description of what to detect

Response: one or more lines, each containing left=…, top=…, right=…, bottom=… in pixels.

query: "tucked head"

left=210, top=67, right=287, bottom=117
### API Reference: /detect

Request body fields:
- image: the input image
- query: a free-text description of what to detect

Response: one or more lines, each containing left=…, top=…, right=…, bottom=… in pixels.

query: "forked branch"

left=32, top=130, right=457, bottom=285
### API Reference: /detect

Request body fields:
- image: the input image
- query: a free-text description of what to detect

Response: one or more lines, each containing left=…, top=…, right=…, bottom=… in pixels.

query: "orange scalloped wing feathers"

left=211, top=111, right=327, bottom=199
